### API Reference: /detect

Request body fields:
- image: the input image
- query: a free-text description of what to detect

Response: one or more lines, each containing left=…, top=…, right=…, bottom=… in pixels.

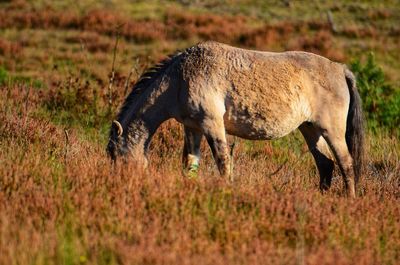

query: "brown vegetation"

left=0, top=84, right=399, bottom=264
left=0, top=6, right=346, bottom=61
left=0, top=8, right=166, bottom=42
left=0, top=37, right=22, bottom=57
left=64, top=32, right=113, bottom=53
left=287, top=30, right=345, bottom=61
left=165, top=9, right=248, bottom=42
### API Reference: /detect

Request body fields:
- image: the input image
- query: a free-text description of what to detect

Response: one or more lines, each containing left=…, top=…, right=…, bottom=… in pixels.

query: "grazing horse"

left=107, top=41, right=364, bottom=197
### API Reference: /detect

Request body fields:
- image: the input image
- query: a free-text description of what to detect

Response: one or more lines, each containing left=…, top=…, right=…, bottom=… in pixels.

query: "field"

left=0, top=0, right=399, bottom=264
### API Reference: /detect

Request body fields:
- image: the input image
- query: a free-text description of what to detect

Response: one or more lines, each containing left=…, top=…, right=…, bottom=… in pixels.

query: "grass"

left=0, top=0, right=399, bottom=264
left=1, top=95, right=399, bottom=264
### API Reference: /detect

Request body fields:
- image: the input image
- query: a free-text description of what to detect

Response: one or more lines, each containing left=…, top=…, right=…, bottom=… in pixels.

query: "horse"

left=107, top=41, right=364, bottom=198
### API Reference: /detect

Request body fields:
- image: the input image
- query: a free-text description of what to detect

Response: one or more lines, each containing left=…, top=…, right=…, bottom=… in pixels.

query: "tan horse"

left=107, top=41, right=364, bottom=197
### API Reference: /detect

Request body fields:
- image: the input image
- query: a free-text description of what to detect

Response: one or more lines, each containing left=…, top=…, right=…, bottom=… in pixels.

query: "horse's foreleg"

left=299, top=123, right=335, bottom=192
left=203, top=118, right=231, bottom=180
left=182, top=126, right=203, bottom=177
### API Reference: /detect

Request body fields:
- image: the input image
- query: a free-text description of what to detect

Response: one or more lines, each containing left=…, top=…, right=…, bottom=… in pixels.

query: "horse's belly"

left=223, top=102, right=309, bottom=140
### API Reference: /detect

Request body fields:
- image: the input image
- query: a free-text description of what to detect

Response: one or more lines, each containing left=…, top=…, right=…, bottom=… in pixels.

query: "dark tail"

left=344, top=68, right=364, bottom=184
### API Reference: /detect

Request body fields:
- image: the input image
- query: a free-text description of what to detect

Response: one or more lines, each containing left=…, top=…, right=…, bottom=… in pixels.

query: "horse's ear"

left=113, top=120, right=123, bottom=136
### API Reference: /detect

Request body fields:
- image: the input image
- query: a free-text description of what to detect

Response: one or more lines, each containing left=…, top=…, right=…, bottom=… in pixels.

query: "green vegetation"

left=0, top=66, right=8, bottom=85
left=351, top=53, right=400, bottom=133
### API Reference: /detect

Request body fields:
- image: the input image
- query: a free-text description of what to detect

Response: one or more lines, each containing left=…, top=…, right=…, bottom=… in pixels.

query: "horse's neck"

left=123, top=78, right=175, bottom=153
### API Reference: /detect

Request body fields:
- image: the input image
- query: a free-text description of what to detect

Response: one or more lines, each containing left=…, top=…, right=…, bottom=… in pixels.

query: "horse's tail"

left=344, top=68, right=364, bottom=184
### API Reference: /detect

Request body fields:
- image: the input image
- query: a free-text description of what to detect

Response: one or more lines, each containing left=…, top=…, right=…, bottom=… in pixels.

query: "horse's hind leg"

left=299, top=123, right=335, bottom=191
left=182, top=126, right=203, bottom=177
left=312, top=114, right=356, bottom=198
left=319, top=123, right=356, bottom=198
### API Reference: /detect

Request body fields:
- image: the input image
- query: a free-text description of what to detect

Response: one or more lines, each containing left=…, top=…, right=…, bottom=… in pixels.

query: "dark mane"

left=116, top=51, right=183, bottom=121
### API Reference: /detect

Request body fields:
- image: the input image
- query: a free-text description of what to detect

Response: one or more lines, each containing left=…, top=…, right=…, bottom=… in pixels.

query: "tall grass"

left=0, top=79, right=399, bottom=264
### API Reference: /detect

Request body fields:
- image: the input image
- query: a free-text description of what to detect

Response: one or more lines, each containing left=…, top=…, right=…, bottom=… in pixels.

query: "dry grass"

left=0, top=37, right=23, bottom=57
left=0, top=82, right=399, bottom=265
left=1, top=2, right=399, bottom=84
left=0, top=5, right=345, bottom=58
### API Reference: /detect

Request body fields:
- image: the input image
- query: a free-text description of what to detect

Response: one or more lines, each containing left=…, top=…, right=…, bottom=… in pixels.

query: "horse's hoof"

left=185, top=164, right=199, bottom=179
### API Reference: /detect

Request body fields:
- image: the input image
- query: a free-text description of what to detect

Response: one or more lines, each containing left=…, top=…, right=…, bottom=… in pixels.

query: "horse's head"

left=106, top=120, right=127, bottom=161
left=106, top=120, right=149, bottom=167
